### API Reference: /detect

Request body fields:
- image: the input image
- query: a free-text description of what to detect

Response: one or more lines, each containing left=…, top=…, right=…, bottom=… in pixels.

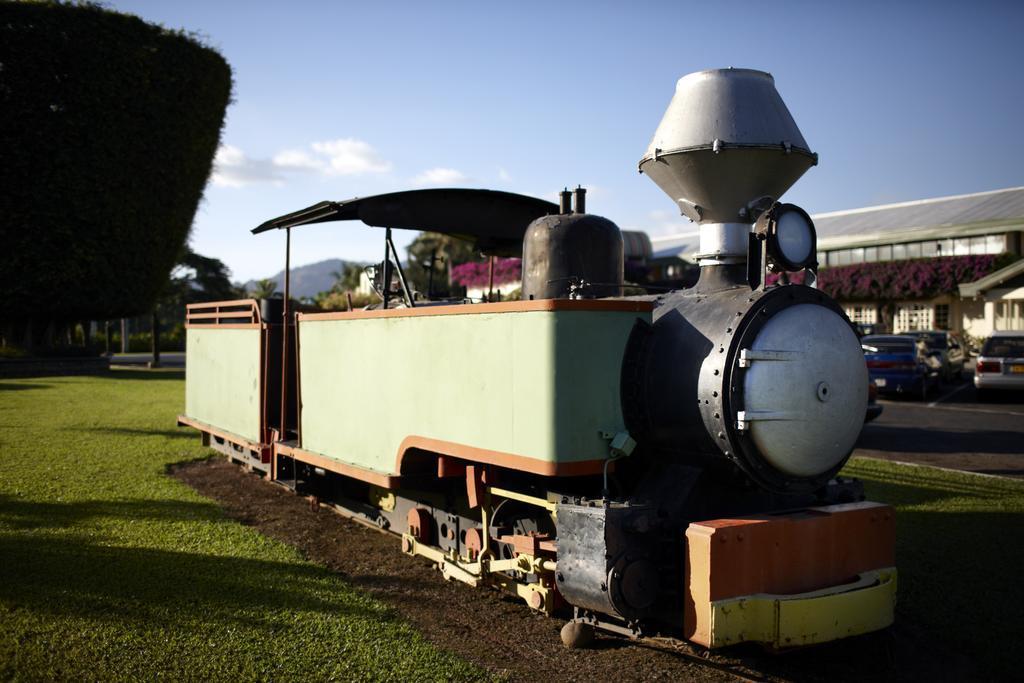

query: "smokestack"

left=639, top=68, right=816, bottom=268
left=573, top=186, right=586, bottom=214
left=559, top=188, right=573, bottom=214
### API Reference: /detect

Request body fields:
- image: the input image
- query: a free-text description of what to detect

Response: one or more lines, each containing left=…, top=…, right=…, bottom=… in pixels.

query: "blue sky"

left=110, top=0, right=1024, bottom=283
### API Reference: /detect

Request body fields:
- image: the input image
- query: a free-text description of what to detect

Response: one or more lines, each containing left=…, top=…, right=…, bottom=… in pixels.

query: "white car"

left=974, top=331, right=1024, bottom=399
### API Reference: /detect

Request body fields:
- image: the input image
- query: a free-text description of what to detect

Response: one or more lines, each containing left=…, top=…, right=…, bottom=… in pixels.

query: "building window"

left=851, top=247, right=864, bottom=263
left=907, top=242, right=922, bottom=258
left=845, top=305, right=877, bottom=325
left=892, top=244, right=907, bottom=260
left=986, top=234, right=1006, bottom=253
left=996, top=301, right=1023, bottom=331
left=878, top=245, right=893, bottom=261
left=921, top=241, right=939, bottom=258
left=954, top=238, right=970, bottom=255
left=864, top=246, right=878, bottom=262
left=895, top=303, right=933, bottom=333
left=934, top=304, right=950, bottom=330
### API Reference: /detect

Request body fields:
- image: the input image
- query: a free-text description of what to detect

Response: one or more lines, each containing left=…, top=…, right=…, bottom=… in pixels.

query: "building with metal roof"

left=647, top=187, right=1024, bottom=338
left=815, top=186, right=1024, bottom=268
left=811, top=187, right=1024, bottom=338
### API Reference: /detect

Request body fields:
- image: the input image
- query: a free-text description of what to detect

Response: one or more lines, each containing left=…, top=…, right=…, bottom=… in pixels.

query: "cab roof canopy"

left=252, top=188, right=559, bottom=256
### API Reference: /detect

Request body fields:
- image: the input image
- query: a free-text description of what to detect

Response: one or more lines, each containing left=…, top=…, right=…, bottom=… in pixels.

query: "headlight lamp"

left=755, top=203, right=817, bottom=272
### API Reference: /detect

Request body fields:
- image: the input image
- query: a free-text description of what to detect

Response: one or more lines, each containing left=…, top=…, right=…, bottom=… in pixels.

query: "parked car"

left=916, top=330, right=966, bottom=383
left=865, top=379, right=883, bottom=422
left=862, top=334, right=942, bottom=400
left=974, top=331, right=1024, bottom=399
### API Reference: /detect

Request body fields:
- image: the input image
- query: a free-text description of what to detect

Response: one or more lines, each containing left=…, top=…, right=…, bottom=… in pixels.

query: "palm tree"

left=250, top=278, right=277, bottom=299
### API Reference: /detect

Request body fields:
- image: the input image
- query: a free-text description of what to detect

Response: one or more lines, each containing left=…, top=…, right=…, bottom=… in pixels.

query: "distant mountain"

left=241, top=258, right=355, bottom=299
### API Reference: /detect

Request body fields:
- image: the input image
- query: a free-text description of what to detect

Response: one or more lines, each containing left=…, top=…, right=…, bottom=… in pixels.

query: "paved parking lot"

left=856, top=369, right=1024, bottom=477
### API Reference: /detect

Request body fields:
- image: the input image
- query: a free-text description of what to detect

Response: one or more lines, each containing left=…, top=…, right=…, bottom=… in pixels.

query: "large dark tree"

left=0, top=2, right=232, bottom=346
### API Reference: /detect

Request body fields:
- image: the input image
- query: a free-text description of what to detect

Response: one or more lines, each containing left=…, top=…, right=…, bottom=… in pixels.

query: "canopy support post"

left=381, top=228, right=415, bottom=309
left=280, top=226, right=291, bottom=440
left=388, top=229, right=416, bottom=308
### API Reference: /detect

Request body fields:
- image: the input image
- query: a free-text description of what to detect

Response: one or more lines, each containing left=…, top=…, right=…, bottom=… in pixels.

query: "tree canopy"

left=0, top=2, right=232, bottom=328
left=404, top=232, right=481, bottom=297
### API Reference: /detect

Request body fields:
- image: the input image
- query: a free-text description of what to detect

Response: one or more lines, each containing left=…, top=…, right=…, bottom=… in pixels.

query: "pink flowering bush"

left=450, top=258, right=522, bottom=288
left=767, top=254, right=1017, bottom=299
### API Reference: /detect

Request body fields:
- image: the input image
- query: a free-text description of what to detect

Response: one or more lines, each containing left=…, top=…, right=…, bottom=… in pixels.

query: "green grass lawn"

left=842, top=457, right=1024, bottom=678
left=0, top=371, right=485, bottom=681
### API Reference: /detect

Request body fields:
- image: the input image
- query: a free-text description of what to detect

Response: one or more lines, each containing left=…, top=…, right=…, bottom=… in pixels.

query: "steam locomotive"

left=179, top=68, right=896, bottom=650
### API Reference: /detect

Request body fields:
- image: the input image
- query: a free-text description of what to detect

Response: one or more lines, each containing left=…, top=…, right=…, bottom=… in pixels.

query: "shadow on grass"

left=0, top=495, right=227, bottom=530
left=108, top=369, right=185, bottom=381
left=0, top=532, right=385, bottom=629
left=76, top=426, right=196, bottom=441
left=0, top=382, right=52, bottom=391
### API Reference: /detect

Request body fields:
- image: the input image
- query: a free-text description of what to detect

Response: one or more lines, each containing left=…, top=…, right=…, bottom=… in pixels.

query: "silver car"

left=974, top=331, right=1024, bottom=398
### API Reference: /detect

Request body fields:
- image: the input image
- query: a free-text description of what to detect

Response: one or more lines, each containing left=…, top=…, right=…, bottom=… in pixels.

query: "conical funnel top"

left=639, top=68, right=816, bottom=223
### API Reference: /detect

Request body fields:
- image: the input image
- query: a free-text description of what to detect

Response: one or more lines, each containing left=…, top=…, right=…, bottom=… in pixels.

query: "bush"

left=451, top=258, right=521, bottom=288
left=0, top=2, right=232, bottom=324
left=768, top=254, right=1018, bottom=300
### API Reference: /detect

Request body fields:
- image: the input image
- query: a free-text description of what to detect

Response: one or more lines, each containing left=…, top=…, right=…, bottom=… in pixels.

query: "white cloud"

left=311, top=138, right=392, bottom=175
left=412, top=167, right=468, bottom=186
left=211, top=138, right=392, bottom=188
left=211, top=145, right=285, bottom=188
left=272, top=148, right=327, bottom=171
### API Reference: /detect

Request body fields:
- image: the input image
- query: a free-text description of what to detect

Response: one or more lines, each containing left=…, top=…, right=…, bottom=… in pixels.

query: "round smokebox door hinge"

left=816, top=381, right=831, bottom=403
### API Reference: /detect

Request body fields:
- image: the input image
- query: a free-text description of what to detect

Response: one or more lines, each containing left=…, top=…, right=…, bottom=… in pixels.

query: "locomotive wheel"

left=560, top=621, right=595, bottom=649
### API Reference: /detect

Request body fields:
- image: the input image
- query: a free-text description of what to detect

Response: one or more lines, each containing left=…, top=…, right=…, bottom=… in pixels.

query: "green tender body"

left=298, top=308, right=649, bottom=475
left=185, top=328, right=261, bottom=442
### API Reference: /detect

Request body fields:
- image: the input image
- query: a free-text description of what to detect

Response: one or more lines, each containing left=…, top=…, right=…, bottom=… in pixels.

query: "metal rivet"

left=713, top=369, right=720, bottom=375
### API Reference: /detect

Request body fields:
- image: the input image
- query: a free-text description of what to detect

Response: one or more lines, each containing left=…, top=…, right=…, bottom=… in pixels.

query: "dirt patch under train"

left=171, top=458, right=982, bottom=682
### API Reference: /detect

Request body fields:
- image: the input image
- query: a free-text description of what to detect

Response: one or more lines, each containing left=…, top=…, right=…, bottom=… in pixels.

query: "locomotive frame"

left=178, top=189, right=895, bottom=650
left=179, top=69, right=897, bottom=650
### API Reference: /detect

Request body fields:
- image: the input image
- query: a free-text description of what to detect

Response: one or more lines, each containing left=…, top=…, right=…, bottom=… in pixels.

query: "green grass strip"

left=0, top=371, right=487, bottom=681
left=842, top=456, right=1024, bottom=678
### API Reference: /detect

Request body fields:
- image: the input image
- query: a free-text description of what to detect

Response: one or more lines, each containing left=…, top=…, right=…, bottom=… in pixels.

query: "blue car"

left=861, top=335, right=942, bottom=400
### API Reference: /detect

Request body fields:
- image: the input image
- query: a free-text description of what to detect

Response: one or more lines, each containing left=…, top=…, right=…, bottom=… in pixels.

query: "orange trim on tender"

left=186, top=298, right=261, bottom=310
left=396, top=435, right=607, bottom=477
left=298, top=298, right=654, bottom=322
left=185, top=323, right=262, bottom=330
left=177, top=415, right=264, bottom=453
left=275, top=442, right=400, bottom=489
